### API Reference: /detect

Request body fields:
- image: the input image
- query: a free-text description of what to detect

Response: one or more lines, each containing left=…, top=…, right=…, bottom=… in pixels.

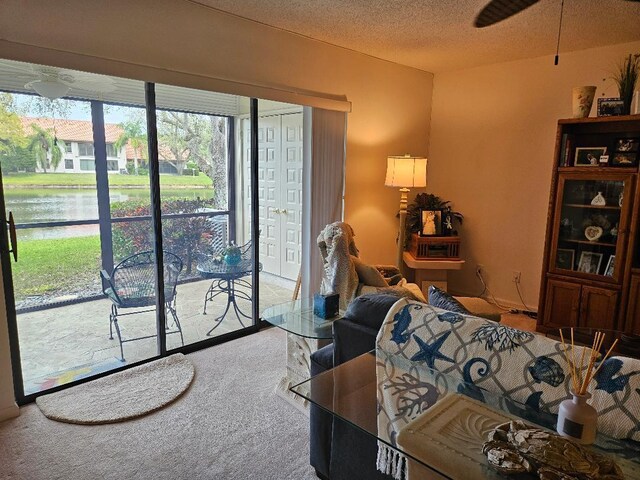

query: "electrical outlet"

left=512, top=271, right=521, bottom=284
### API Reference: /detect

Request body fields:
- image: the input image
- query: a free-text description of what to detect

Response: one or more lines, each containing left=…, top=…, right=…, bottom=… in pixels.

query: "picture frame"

left=556, top=248, right=575, bottom=271
left=615, top=138, right=639, bottom=153
left=420, top=209, right=442, bottom=236
left=605, top=255, right=615, bottom=277
left=574, top=147, right=607, bottom=166
left=597, top=98, right=624, bottom=117
left=577, top=251, right=603, bottom=275
left=611, top=152, right=638, bottom=167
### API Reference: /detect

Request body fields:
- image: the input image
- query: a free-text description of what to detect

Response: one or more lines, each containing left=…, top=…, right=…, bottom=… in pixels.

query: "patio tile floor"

left=17, top=274, right=294, bottom=391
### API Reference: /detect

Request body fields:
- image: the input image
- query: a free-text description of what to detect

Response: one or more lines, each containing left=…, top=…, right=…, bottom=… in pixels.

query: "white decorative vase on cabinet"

left=572, top=86, right=597, bottom=118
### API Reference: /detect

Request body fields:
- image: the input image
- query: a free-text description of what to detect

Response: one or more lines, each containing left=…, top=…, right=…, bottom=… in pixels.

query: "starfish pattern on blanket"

left=409, top=331, right=455, bottom=369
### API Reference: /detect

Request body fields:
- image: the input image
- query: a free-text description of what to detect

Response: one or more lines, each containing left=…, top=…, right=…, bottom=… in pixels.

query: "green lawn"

left=3, top=173, right=212, bottom=188
left=12, top=235, right=102, bottom=299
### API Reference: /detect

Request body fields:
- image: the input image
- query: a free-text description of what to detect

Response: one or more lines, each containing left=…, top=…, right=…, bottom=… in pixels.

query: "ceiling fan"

left=0, top=59, right=116, bottom=100
left=474, top=0, right=640, bottom=28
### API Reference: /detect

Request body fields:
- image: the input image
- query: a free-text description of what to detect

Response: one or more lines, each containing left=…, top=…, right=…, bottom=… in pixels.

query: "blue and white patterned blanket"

left=375, top=299, right=640, bottom=479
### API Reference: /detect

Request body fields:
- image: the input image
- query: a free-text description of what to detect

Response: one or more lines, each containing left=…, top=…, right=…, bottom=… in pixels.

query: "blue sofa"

left=309, top=294, right=399, bottom=480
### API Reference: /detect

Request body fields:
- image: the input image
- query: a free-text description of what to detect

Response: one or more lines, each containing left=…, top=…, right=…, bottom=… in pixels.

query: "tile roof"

left=19, top=117, right=175, bottom=161
left=21, top=117, right=122, bottom=143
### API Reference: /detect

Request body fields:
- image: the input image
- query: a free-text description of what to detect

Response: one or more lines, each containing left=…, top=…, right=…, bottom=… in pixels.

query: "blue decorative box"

left=313, top=293, right=339, bottom=319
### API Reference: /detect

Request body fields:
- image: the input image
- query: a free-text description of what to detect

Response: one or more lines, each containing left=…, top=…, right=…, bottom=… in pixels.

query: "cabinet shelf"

left=538, top=115, right=640, bottom=334
left=560, top=238, right=617, bottom=247
left=563, top=203, right=621, bottom=210
left=540, top=116, right=640, bottom=335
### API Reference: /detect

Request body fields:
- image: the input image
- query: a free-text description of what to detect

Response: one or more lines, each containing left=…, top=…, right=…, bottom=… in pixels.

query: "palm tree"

left=27, top=125, right=62, bottom=173
left=115, top=120, right=147, bottom=174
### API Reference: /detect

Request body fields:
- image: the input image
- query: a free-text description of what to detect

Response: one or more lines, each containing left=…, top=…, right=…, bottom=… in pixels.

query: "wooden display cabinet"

left=537, top=115, right=640, bottom=335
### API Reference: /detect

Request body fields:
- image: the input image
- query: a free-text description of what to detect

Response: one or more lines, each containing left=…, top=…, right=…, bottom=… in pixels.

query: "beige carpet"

left=0, top=328, right=315, bottom=480
left=36, top=354, right=195, bottom=425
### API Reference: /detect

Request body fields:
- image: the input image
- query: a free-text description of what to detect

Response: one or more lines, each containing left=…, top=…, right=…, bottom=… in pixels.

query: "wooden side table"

left=403, top=251, right=465, bottom=296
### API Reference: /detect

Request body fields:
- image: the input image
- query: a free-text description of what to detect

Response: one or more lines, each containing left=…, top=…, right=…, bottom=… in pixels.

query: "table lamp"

left=385, top=155, right=428, bottom=270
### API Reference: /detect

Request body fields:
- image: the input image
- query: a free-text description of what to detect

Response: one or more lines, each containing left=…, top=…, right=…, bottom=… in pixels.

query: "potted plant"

left=405, top=193, right=463, bottom=246
left=613, top=53, right=640, bottom=115
left=221, top=242, right=242, bottom=266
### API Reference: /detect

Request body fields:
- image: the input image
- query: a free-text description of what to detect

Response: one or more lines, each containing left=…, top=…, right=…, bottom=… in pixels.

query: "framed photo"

left=577, top=251, right=603, bottom=275
left=611, top=152, right=638, bottom=167
left=597, top=98, right=624, bottom=117
left=615, top=138, right=639, bottom=153
left=605, top=255, right=615, bottom=277
left=420, top=209, right=442, bottom=236
left=556, top=248, right=575, bottom=271
left=574, top=147, right=607, bottom=166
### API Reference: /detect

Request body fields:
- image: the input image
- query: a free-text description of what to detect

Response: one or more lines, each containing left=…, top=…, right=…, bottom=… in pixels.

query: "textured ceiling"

left=193, top=0, right=640, bottom=72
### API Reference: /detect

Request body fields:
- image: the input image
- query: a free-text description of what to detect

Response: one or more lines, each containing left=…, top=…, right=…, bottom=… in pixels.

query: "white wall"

left=0, top=0, right=433, bottom=412
left=429, top=40, right=640, bottom=309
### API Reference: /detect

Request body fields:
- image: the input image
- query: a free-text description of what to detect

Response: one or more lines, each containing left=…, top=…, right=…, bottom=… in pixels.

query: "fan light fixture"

left=26, top=79, right=70, bottom=100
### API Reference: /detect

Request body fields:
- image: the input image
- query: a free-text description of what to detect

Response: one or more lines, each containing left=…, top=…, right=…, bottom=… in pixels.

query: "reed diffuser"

left=557, top=328, right=618, bottom=444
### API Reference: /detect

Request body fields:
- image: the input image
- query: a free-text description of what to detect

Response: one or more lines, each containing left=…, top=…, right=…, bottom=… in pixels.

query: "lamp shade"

left=384, top=155, right=427, bottom=188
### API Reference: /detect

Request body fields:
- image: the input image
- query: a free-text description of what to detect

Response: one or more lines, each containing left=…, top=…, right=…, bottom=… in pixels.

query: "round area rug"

left=36, top=353, right=195, bottom=425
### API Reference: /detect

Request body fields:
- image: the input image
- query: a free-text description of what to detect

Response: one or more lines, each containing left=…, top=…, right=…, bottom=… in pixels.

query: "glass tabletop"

left=291, top=350, right=640, bottom=480
left=261, top=298, right=344, bottom=340
left=196, top=258, right=253, bottom=278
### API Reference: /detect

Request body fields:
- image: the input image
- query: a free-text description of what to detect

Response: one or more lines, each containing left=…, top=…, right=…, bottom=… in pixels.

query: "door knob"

left=273, top=208, right=281, bottom=214
left=281, top=209, right=288, bottom=215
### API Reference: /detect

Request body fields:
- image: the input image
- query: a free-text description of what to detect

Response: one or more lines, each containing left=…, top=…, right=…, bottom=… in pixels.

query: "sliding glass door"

left=0, top=57, right=310, bottom=403
left=0, top=59, right=259, bottom=403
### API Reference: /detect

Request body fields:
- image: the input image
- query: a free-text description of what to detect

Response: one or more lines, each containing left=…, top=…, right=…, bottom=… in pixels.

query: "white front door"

left=279, top=113, right=303, bottom=279
left=242, top=112, right=303, bottom=280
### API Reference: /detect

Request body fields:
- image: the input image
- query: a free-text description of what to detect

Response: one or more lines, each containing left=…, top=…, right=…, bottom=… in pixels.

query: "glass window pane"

left=0, top=59, right=157, bottom=396
left=154, top=84, right=249, bottom=349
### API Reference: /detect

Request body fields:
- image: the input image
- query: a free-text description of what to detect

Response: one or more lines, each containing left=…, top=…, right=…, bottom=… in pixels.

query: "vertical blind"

left=301, top=107, right=347, bottom=299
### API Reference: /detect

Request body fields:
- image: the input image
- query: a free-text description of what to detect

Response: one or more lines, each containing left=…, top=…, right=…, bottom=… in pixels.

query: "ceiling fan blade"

left=474, top=0, right=541, bottom=28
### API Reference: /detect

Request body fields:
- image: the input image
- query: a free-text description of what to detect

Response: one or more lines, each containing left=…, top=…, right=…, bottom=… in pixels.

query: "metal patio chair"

left=101, top=251, right=184, bottom=361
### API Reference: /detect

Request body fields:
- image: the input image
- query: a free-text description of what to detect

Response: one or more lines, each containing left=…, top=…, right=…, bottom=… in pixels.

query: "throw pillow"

left=427, top=285, right=470, bottom=314
left=351, top=255, right=388, bottom=287
left=344, top=294, right=401, bottom=330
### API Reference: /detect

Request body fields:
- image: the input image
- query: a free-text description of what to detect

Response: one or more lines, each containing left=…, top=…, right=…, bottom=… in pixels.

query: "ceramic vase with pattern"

left=572, top=86, right=597, bottom=118
left=556, top=390, right=597, bottom=445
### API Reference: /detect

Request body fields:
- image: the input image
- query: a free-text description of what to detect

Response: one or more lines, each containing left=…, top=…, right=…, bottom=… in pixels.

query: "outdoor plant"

left=111, top=197, right=218, bottom=275
left=405, top=193, right=463, bottom=245
left=613, top=53, right=640, bottom=115
left=220, top=242, right=242, bottom=265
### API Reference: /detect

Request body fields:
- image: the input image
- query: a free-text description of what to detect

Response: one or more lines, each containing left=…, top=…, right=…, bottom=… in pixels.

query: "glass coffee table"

left=262, top=298, right=343, bottom=340
left=292, top=349, right=640, bottom=479
left=262, top=299, right=344, bottom=412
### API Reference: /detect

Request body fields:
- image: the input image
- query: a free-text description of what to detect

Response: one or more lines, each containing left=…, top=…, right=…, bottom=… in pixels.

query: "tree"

left=0, top=93, right=27, bottom=157
left=115, top=120, right=147, bottom=174
left=26, top=124, right=62, bottom=173
left=156, top=111, right=228, bottom=209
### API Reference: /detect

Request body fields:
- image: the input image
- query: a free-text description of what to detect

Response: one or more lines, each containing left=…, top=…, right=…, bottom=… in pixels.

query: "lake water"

left=5, top=188, right=214, bottom=240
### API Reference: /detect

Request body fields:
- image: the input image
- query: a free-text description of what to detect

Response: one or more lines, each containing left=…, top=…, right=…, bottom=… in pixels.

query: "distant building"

left=20, top=117, right=179, bottom=174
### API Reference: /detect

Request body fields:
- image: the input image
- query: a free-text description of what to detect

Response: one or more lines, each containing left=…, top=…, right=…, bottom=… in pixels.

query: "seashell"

left=482, top=420, right=622, bottom=479
left=528, top=356, right=565, bottom=387
left=585, top=226, right=603, bottom=242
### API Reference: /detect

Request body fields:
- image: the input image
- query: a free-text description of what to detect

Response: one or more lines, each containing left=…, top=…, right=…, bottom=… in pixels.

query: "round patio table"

left=197, top=258, right=261, bottom=335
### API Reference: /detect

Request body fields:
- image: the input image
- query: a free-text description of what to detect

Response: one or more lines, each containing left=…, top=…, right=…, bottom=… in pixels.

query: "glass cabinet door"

left=551, top=175, right=631, bottom=282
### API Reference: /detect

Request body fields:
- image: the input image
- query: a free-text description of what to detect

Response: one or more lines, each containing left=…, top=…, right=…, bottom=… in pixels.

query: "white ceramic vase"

left=591, top=192, right=606, bottom=206
left=572, top=86, right=597, bottom=118
left=556, top=390, right=597, bottom=445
